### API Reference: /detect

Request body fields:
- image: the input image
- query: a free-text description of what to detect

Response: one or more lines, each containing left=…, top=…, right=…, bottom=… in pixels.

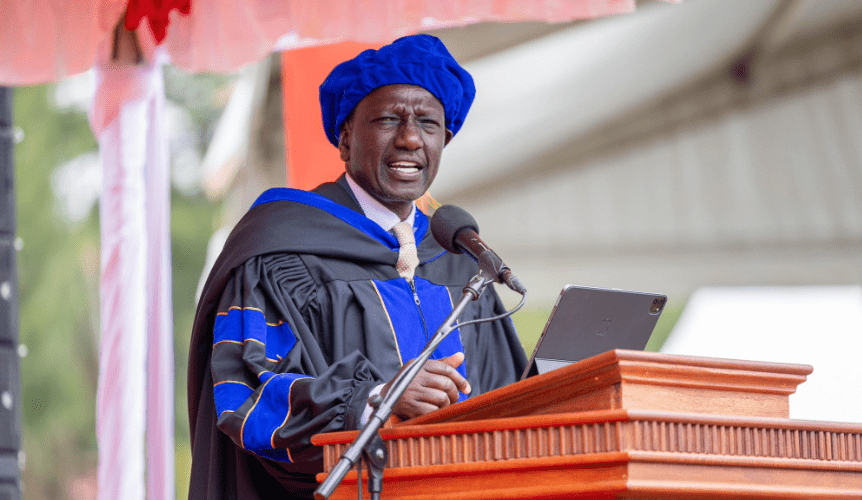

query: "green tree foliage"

left=13, top=72, right=225, bottom=499
left=15, top=84, right=101, bottom=500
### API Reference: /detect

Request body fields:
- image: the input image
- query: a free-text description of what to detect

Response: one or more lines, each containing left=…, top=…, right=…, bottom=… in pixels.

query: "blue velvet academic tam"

left=319, top=34, right=476, bottom=146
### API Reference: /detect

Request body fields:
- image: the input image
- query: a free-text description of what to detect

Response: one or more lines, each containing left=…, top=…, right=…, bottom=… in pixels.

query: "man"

left=187, top=34, right=527, bottom=500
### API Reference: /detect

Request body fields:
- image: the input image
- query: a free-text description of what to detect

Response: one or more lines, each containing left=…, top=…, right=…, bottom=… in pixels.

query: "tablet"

left=521, top=285, right=667, bottom=380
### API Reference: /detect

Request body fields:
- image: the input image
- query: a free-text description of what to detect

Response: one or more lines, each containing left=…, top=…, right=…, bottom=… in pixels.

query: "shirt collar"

left=345, top=173, right=416, bottom=232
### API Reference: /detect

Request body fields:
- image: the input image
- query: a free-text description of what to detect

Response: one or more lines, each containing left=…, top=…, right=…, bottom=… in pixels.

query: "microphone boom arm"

left=476, top=249, right=526, bottom=295
left=315, top=273, right=497, bottom=500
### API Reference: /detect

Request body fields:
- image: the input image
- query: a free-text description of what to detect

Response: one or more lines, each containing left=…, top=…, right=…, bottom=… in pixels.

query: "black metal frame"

left=0, top=86, right=22, bottom=500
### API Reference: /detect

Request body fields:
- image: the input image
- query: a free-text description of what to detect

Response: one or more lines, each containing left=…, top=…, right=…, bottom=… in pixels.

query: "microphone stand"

left=315, top=260, right=504, bottom=500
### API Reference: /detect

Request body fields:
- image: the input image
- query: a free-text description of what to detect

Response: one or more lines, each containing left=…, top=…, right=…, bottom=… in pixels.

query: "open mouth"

left=388, top=161, right=423, bottom=175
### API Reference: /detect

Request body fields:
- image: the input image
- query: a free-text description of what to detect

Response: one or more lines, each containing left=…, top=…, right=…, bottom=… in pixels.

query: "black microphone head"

left=430, top=205, right=479, bottom=254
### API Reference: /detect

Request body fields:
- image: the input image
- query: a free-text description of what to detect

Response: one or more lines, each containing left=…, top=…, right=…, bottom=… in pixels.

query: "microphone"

left=430, top=205, right=526, bottom=294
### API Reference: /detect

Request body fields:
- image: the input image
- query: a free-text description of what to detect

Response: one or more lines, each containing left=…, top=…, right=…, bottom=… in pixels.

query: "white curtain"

left=91, top=53, right=174, bottom=500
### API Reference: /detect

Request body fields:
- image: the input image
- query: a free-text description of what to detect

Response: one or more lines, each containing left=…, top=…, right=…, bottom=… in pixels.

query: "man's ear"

left=444, top=129, right=453, bottom=146
left=338, top=122, right=351, bottom=162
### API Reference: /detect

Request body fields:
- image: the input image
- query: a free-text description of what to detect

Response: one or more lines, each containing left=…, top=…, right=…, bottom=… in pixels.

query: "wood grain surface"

left=312, top=350, right=859, bottom=499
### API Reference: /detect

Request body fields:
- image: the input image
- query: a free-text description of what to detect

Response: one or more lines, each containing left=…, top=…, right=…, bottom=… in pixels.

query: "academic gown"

left=187, top=177, right=528, bottom=500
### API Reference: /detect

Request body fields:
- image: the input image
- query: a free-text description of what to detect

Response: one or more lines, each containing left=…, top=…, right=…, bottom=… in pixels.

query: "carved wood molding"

left=312, top=350, right=860, bottom=499
left=320, top=411, right=862, bottom=474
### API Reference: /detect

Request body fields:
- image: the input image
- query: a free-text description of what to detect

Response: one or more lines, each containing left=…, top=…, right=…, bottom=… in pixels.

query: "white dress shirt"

left=344, top=173, right=415, bottom=230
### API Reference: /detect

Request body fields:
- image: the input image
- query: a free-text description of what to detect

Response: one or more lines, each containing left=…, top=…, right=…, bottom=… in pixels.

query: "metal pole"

left=315, top=274, right=493, bottom=500
left=0, top=86, right=22, bottom=500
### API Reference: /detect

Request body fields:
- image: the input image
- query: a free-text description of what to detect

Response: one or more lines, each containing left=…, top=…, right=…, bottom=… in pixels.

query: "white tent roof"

left=435, top=0, right=862, bottom=201
left=435, top=0, right=778, bottom=198
left=425, top=0, right=862, bottom=302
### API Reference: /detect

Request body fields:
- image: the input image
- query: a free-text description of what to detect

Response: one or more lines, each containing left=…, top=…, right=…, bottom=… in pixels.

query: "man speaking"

left=187, top=34, right=528, bottom=500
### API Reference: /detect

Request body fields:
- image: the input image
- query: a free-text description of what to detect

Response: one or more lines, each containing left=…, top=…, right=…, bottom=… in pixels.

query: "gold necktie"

left=392, top=221, right=418, bottom=281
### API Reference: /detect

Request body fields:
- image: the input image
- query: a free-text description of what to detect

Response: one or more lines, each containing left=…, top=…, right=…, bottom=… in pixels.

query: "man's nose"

left=395, top=119, right=422, bottom=150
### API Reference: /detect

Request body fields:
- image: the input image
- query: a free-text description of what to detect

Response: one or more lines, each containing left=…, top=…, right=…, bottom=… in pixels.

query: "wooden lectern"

left=312, top=350, right=862, bottom=499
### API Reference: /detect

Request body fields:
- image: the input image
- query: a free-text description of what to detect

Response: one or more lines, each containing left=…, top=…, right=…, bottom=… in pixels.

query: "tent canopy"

left=1, top=0, right=644, bottom=85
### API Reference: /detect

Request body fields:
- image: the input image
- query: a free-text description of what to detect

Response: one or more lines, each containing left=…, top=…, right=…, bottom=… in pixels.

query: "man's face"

left=339, top=84, right=453, bottom=219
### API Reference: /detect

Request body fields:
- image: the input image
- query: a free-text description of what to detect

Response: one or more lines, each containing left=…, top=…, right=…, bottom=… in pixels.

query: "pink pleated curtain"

left=1, top=1, right=656, bottom=499
left=1, top=0, right=641, bottom=83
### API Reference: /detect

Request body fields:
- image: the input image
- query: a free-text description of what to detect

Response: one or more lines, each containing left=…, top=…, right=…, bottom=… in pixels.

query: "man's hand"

left=381, top=352, right=471, bottom=421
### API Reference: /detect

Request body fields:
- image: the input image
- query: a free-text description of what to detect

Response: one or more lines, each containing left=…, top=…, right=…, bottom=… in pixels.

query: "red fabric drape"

left=281, top=43, right=379, bottom=190
left=125, top=0, right=191, bottom=43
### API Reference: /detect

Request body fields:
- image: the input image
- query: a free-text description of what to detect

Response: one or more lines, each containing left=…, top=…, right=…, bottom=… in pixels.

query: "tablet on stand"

left=521, top=285, right=667, bottom=380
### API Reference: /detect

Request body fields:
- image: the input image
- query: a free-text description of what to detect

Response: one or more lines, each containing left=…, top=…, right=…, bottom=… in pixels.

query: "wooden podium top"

left=312, top=350, right=862, bottom=499
left=405, top=349, right=813, bottom=424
